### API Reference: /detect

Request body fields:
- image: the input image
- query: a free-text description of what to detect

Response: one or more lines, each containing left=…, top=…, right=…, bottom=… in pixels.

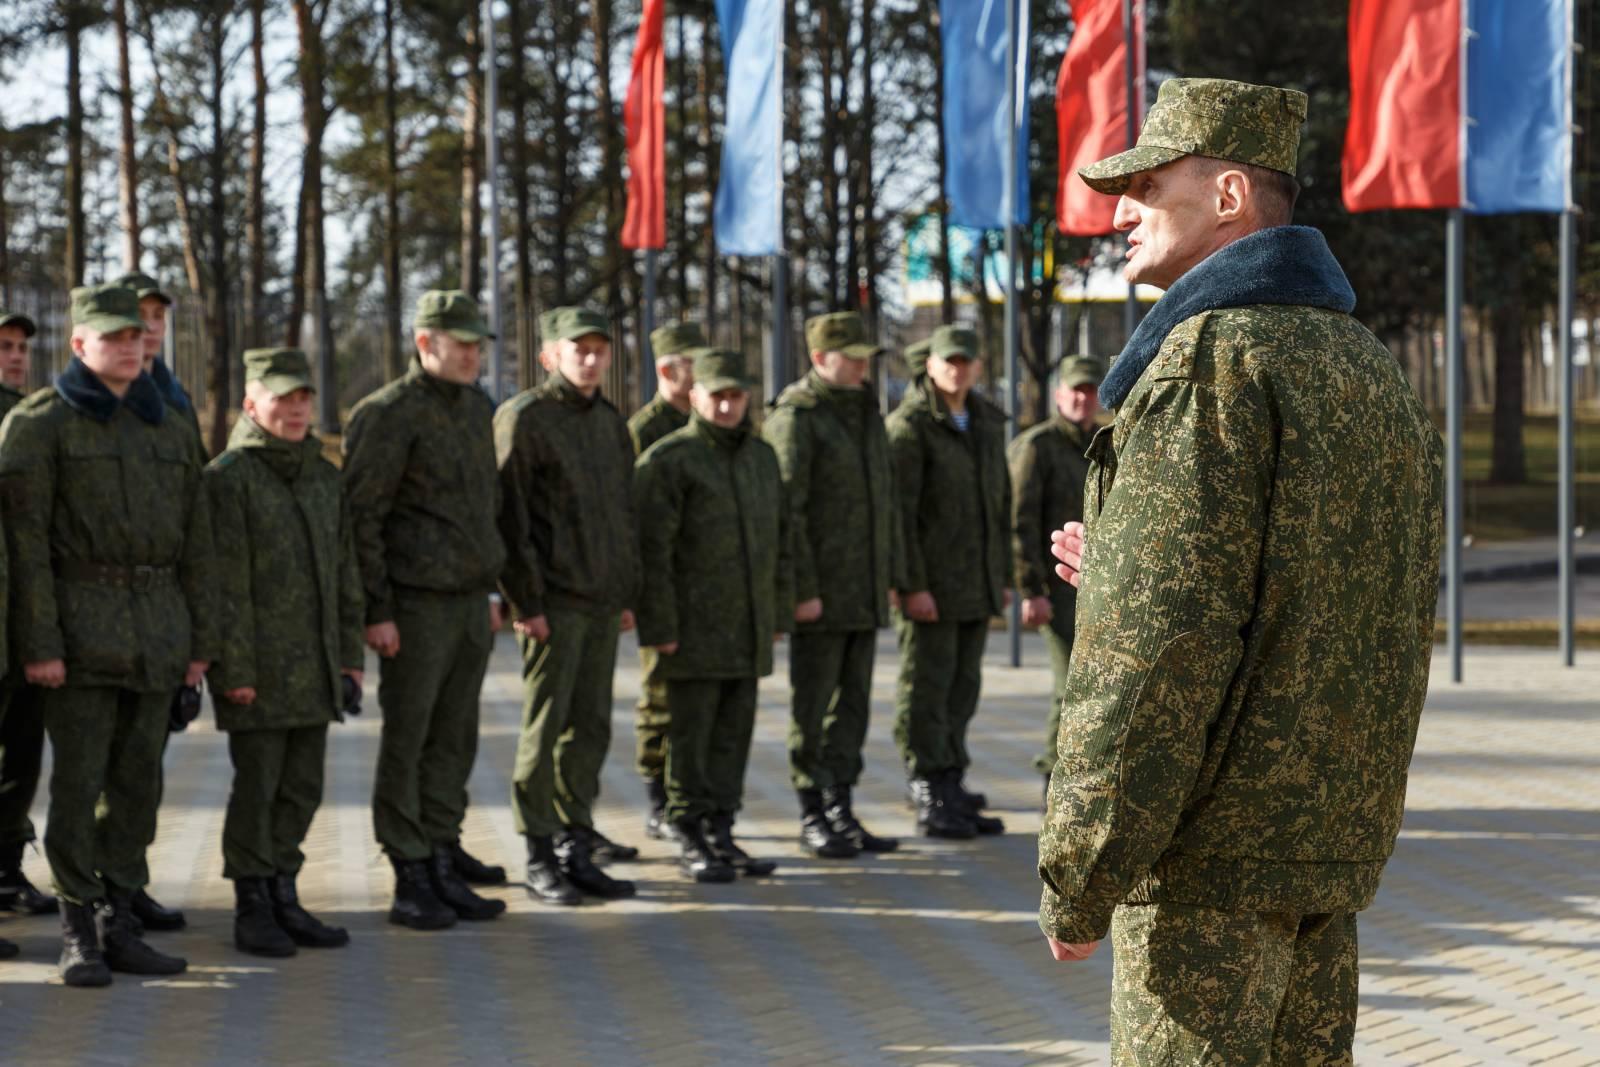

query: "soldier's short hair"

left=1193, top=156, right=1299, bottom=225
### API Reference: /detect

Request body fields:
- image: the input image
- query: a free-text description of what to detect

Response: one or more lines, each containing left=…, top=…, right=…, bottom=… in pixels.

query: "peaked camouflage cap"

left=902, top=338, right=932, bottom=373
left=1059, top=355, right=1105, bottom=388
left=929, top=323, right=979, bottom=361
left=116, top=271, right=173, bottom=306
left=415, top=289, right=495, bottom=340
left=690, top=347, right=755, bottom=393
left=244, top=347, right=316, bottom=396
left=805, top=311, right=882, bottom=360
left=1080, top=78, right=1308, bottom=195
left=541, top=306, right=611, bottom=344
left=0, top=311, right=37, bottom=337
left=71, top=284, right=144, bottom=335
left=650, top=320, right=706, bottom=358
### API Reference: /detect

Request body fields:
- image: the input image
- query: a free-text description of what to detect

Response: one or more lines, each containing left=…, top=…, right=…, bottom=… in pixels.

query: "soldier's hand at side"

left=903, top=591, right=939, bottom=623
left=1051, top=522, right=1087, bottom=589
left=514, top=614, right=551, bottom=642
left=888, top=589, right=900, bottom=611
left=619, top=610, right=636, bottom=633
left=365, top=622, right=401, bottom=658
left=794, top=598, right=823, bottom=624
left=1021, top=596, right=1053, bottom=627
left=185, top=661, right=208, bottom=688
left=1045, top=937, right=1100, bottom=962
left=25, top=659, right=66, bottom=688
left=224, top=687, right=257, bottom=705
left=341, top=668, right=364, bottom=688
left=488, top=598, right=504, bottom=634
left=651, top=641, right=679, bottom=655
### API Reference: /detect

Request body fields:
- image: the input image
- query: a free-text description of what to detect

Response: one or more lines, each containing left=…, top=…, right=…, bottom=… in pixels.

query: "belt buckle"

left=130, top=565, right=156, bottom=593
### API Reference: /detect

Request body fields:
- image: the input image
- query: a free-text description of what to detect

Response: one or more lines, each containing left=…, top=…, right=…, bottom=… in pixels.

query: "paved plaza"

left=0, top=633, right=1596, bottom=1066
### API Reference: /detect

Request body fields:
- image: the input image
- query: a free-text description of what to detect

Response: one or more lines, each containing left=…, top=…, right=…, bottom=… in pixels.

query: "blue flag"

left=714, top=0, right=784, bottom=255
left=943, top=0, right=1030, bottom=230
left=1465, top=0, right=1571, bottom=214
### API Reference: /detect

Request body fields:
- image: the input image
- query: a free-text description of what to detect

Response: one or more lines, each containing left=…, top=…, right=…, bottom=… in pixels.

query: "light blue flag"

left=1465, top=0, right=1571, bottom=214
left=714, top=0, right=784, bottom=255
left=943, top=0, right=1030, bottom=230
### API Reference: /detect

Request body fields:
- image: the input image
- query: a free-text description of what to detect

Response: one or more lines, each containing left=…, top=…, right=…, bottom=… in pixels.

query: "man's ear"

left=1215, top=168, right=1249, bottom=222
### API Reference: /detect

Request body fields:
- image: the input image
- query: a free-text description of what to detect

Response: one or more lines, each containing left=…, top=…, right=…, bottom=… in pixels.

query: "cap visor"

left=258, top=374, right=316, bottom=397
left=1062, top=373, right=1102, bottom=388
left=840, top=343, right=882, bottom=361
left=698, top=375, right=753, bottom=394
left=84, top=314, right=146, bottom=336
left=558, top=328, right=611, bottom=343
left=138, top=289, right=174, bottom=306
left=1078, top=145, right=1189, bottom=195
left=446, top=327, right=495, bottom=342
left=0, top=314, right=35, bottom=337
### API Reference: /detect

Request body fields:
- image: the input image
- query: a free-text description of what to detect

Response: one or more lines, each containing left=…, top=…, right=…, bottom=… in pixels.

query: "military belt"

left=56, top=561, right=177, bottom=593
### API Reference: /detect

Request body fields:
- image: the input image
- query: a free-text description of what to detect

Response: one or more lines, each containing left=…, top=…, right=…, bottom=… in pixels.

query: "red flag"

left=1056, top=0, right=1142, bottom=236
left=622, top=0, right=666, bottom=249
left=1342, top=0, right=1463, bottom=212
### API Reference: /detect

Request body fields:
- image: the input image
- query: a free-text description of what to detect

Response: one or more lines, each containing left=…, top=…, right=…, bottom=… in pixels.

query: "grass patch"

left=1441, top=412, right=1600, bottom=542
left=1434, top=618, right=1600, bottom=649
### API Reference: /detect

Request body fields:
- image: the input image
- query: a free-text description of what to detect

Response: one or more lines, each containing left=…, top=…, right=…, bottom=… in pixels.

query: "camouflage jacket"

left=1037, top=270, right=1443, bottom=943
left=628, top=393, right=689, bottom=455
left=764, top=371, right=898, bottom=633
left=634, top=414, right=793, bottom=680
left=886, top=376, right=1011, bottom=621
left=1008, top=416, right=1093, bottom=640
left=342, top=362, right=505, bottom=623
left=0, top=383, right=24, bottom=423
left=205, top=418, right=364, bottom=732
left=494, top=374, right=640, bottom=619
left=0, top=359, right=217, bottom=692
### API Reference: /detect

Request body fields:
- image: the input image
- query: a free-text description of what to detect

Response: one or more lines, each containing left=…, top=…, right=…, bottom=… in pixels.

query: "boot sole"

left=457, top=872, right=507, bottom=886
left=448, top=903, right=507, bottom=921
left=286, top=932, right=350, bottom=948
left=919, top=824, right=977, bottom=840
left=61, top=964, right=113, bottom=988
left=683, top=868, right=737, bottom=884
left=387, top=910, right=456, bottom=930
left=235, top=940, right=297, bottom=959
left=105, top=959, right=187, bottom=976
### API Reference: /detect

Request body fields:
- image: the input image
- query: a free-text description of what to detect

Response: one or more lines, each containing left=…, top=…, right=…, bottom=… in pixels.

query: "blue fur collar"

left=55, top=357, right=167, bottom=425
left=149, top=357, right=193, bottom=414
left=1100, top=225, right=1356, bottom=409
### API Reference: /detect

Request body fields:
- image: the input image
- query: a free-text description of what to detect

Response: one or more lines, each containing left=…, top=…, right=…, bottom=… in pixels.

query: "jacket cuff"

left=1038, top=884, right=1110, bottom=945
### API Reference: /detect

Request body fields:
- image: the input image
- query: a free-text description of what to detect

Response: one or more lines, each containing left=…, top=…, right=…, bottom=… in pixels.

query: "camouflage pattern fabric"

left=628, top=393, right=689, bottom=456
left=205, top=417, right=364, bottom=732
left=494, top=373, right=640, bottom=620
left=893, top=616, right=988, bottom=778
left=341, top=361, right=504, bottom=624
left=1110, top=902, right=1357, bottom=1066
left=1037, top=299, right=1444, bottom=947
left=663, top=677, right=759, bottom=823
left=1036, top=627, right=1074, bottom=775
left=786, top=630, right=876, bottom=791
left=221, top=724, right=328, bottom=879
left=634, top=415, right=793, bottom=681
left=0, top=383, right=24, bottom=423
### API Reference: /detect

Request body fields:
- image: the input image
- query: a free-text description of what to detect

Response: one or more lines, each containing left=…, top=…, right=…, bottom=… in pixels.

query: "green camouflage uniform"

left=207, top=371, right=365, bottom=880
left=343, top=354, right=504, bottom=862
left=634, top=359, right=792, bottom=824
left=495, top=361, right=640, bottom=840
left=765, top=361, right=896, bottom=792
left=1040, top=79, right=1445, bottom=1066
left=0, top=287, right=216, bottom=906
left=886, top=366, right=1010, bottom=780
left=0, top=373, right=37, bottom=851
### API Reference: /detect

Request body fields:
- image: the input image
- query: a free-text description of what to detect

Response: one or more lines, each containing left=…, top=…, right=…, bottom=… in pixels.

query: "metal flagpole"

left=768, top=0, right=787, bottom=401
left=1121, top=0, right=1137, bottom=343
left=642, top=250, right=658, bottom=404
left=482, top=0, right=503, bottom=401
left=1446, top=209, right=1464, bottom=684
left=1005, top=0, right=1022, bottom=668
left=1557, top=0, right=1577, bottom=665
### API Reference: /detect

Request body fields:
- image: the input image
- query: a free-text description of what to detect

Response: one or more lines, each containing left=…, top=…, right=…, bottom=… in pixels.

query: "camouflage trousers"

left=1110, top=902, right=1358, bottom=1066
left=372, top=590, right=492, bottom=861
left=1034, top=625, right=1075, bottom=776
left=222, top=725, right=328, bottom=880
left=893, top=615, right=988, bottom=779
left=39, top=687, right=169, bottom=906
left=510, top=607, right=620, bottom=839
left=633, top=646, right=671, bottom=782
left=664, top=677, right=758, bottom=823
left=787, top=630, right=877, bottom=791
left=0, top=685, right=44, bottom=846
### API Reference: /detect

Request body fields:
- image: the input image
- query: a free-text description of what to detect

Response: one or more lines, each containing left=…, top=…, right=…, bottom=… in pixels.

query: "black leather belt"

left=56, top=561, right=176, bottom=592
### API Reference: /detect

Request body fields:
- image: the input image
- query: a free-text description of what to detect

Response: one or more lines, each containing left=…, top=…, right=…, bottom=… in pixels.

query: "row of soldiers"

left=0, top=278, right=1100, bottom=988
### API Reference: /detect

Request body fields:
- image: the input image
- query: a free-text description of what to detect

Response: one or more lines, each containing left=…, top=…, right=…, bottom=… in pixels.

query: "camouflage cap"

left=115, top=271, right=173, bottom=306
left=541, top=306, right=611, bottom=345
left=1080, top=78, right=1308, bottom=195
left=902, top=338, right=932, bottom=374
left=415, top=289, right=495, bottom=341
left=690, top=347, right=755, bottom=394
left=70, top=284, right=144, bottom=336
left=650, top=320, right=706, bottom=358
left=929, top=324, right=979, bottom=361
left=1059, top=355, right=1105, bottom=389
left=0, top=311, right=36, bottom=337
left=805, top=311, right=882, bottom=360
left=244, top=347, right=316, bottom=396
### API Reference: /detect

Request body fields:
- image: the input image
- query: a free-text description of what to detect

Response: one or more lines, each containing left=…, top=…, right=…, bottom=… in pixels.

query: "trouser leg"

left=0, top=686, right=45, bottom=846
left=633, top=648, right=671, bottom=780
left=893, top=615, right=959, bottom=778
left=553, top=613, right=621, bottom=832
left=509, top=608, right=586, bottom=838
left=1035, top=625, right=1075, bottom=775
left=417, top=595, right=491, bottom=847
left=821, top=630, right=877, bottom=789
left=787, top=632, right=848, bottom=791
left=271, top=725, right=329, bottom=875
left=222, top=729, right=289, bottom=881
left=1272, top=913, right=1359, bottom=1066
left=946, top=620, right=989, bottom=772
left=706, top=678, right=759, bottom=817
left=40, top=688, right=119, bottom=905
left=663, top=679, right=719, bottom=824
left=94, top=690, right=172, bottom=892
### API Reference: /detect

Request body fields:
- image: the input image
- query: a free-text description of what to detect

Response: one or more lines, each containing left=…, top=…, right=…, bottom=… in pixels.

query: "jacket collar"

left=1100, top=225, right=1356, bottom=410
left=406, top=358, right=481, bottom=404
left=55, top=357, right=166, bottom=425
left=691, top=411, right=751, bottom=449
left=547, top=371, right=601, bottom=411
left=227, top=415, right=322, bottom=481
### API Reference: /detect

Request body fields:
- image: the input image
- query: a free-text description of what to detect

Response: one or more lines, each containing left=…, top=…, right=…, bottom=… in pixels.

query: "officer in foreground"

left=344, top=290, right=507, bottom=931
left=1036, top=78, right=1443, bottom=1065
left=627, top=320, right=702, bottom=839
left=496, top=307, right=640, bottom=906
left=207, top=348, right=363, bottom=957
left=1007, top=355, right=1101, bottom=803
left=635, top=347, right=790, bottom=883
left=0, top=284, right=215, bottom=986
left=765, top=311, right=899, bottom=859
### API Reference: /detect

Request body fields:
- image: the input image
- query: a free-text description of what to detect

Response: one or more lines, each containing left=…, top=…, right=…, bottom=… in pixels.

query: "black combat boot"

left=233, top=878, right=296, bottom=958
left=589, top=828, right=640, bottom=863
left=448, top=841, right=506, bottom=886
left=129, top=887, right=185, bottom=931
left=705, top=814, right=777, bottom=877
left=102, top=889, right=187, bottom=975
left=823, top=786, right=899, bottom=853
left=955, top=776, right=989, bottom=812
left=0, top=935, right=16, bottom=959
left=427, top=846, right=507, bottom=921
left=386, top=855, right=457, bottom=930
left=798, top=788, right=858, bottom=859
left=674, top=817, right=736, bottom=884
left=525, top=836, right=581, bottom=906
left=911, top=776, right=976, bottom=840
left=556, top=830, right=636, bottom=899
left=269, top=873, right=349, bottom=948
left=0, top=842, right=59, bottom=915
left=643, top=777, right=672, bottom=840
left=58, top=900, right=111, bottom=988
left=943, top=770, right=1004, bottom=835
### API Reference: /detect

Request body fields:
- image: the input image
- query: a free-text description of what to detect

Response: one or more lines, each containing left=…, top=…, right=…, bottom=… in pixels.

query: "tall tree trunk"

left=246, top=0, right=268, bottom=349
left=857, top=0, right=878, bottom=333
left=589, top=0, right=623, bottom=345
left=507, top=0, right=535, bottom=388
left=205, top=9, right=231, bottom=456
left=460, top=13, right=484, bottom=297
left=699, top=11, right=719, bottom=333
left=819, top=2, right=841, bottom=307
left=928, top=0, right=952, bottom=324
left=0, top=125, right=10, bottom=304
left=1488, top=224, right=1528, bottom=484
left=64, top=10, right=86, bottom=287
left=115, top=0, right=140, bottom=271
left=286, top=173, right=307, bottom=347
left=382, top=0, right=404, bottom=380
left=293, top=0, right=334, bottom=430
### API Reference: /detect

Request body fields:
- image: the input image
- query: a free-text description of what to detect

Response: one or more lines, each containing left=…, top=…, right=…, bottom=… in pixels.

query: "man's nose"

left=1112, top=196, right=1139, bottom=233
